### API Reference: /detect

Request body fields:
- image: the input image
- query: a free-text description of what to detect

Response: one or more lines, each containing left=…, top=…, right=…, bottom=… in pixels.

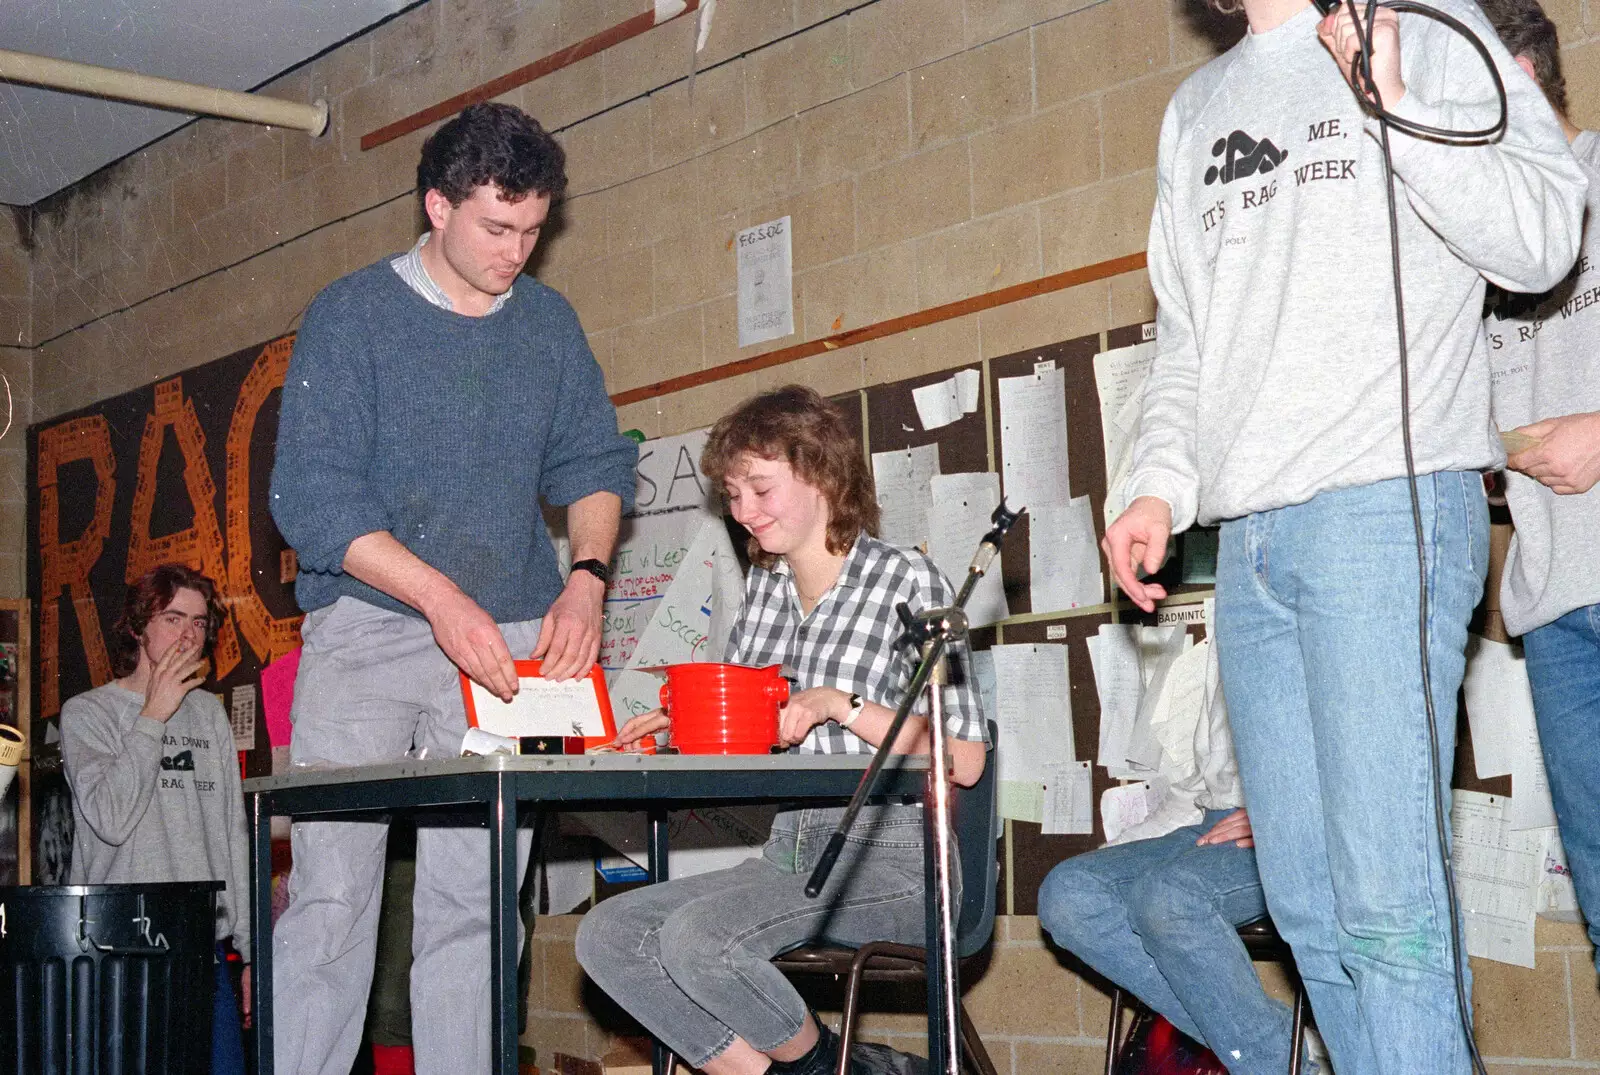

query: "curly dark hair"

left=416, top=102, right=568, bottom=207
left=112, top=564, right=225, bottom=677
left=1479, top=0, right=1567, bottom=117
left=701, top=385, right=880, bottom=570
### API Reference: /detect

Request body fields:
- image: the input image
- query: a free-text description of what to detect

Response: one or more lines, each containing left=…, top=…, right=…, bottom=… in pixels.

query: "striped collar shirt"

left=725, top=533, right=987, bottom=755
left=390, top=232, right=512, bottom=315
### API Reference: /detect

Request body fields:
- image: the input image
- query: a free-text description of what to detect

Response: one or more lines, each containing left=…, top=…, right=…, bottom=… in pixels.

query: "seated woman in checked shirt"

left=576, top=385, right=988, bottom=1075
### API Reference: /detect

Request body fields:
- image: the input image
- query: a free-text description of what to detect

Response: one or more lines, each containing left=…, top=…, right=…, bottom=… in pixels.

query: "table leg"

left=649, top=807, right=671, bottom=1075
left=490, top=773, right=519, bottom=1075
left=251, top=791, right=274, bottom=1075
left=924, top=790, right=948, bottom=1074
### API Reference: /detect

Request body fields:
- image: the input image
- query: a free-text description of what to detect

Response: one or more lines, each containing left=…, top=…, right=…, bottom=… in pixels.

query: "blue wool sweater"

left=270, top=260, right=636, bottom=622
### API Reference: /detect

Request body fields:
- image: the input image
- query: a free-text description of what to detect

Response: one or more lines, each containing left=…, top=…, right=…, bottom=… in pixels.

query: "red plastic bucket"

left=659, top=663, right=790, bottom=754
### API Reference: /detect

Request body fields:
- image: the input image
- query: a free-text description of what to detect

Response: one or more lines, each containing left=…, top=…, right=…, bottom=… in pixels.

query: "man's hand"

left=532, top=571, right=605, bottom=680
left=1318, top=3, right=1405, bottom=108
left=1507, top=413, right=1600, bottom=494
left=1197, top=808, right=1255, bottom=848
left=240, top=966, right=252, bottom=1028
left=1102, top=496, right=1173, bottom=613
left=420, top=585, right=519, bottom=702
left=139, top=638, right=208, bottom=723
left=614, top=708, right=670, bottom=748
left=778, top=687, right=849, bottom=748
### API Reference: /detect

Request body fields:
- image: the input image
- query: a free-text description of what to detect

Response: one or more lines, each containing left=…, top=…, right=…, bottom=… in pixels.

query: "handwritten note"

left=998, top=363, right=1071, bottom=514
left=468, top=675, right=611, bottom=739
left=927, top=472, right=1009, bottom=627
left=872, top=443, right=941, bottom=549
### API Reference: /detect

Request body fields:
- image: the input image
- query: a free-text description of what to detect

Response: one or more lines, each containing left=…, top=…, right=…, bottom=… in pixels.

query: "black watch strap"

left=570, top=558, right=612, bottom=585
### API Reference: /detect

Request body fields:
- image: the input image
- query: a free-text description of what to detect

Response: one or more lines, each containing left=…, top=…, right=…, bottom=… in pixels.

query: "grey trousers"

left=575, top=803, right=937, bottom=1069
left=272, top=597, right=539, bottom=1075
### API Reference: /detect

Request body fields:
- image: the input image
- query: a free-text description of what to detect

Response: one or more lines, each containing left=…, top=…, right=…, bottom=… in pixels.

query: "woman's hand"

left=778, top=687, right=850, bottom=747
left=1196, top=808, right=1254, bottom=849
left=614, top=709, right=670, bottom=749
left=139, top=638, right=207, bottom=723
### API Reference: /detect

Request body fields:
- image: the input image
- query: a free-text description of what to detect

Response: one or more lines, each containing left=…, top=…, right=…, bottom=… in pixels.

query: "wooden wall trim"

left=609, top=251, right=1149, bottom=407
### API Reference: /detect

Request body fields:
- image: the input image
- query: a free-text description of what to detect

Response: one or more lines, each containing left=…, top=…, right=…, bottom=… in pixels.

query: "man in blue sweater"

left=269, top=102, right=636, bottom=1075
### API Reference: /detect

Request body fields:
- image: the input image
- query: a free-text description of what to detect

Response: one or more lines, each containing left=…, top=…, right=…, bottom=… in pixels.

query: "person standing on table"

left=576, top=385, right=987, bottom=1075
left=61, top=563, right=251, bottom=1075
left=1479, top=0, right=1600, bottom=979
left=1098, top=0, right=1585, bottom=1069
left=268, top=101, right=636, bottom=1075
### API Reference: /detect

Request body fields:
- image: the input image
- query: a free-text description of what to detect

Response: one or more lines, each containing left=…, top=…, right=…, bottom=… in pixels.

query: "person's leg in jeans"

left=1217, top=516, right=1376, bottom=1075
left=1225, top=473, right=1485, bottom=1075
left=212, top=943, right=246, bottom=1075
left=1522, top=603, right=1600, bottom=970
left=1037, top=813, right=1292, bottom=1075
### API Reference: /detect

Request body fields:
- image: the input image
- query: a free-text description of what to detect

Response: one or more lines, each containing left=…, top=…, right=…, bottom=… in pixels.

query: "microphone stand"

left=805, top=501, right=1020, bottom=1075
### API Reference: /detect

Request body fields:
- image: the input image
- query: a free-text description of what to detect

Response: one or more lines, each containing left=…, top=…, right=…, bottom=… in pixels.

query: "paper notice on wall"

left=998, top=364, right=1071, bottom=514
left=872, top=443, right=940, bottom=549
left=1095, top=342, right=1155, bottom=525
left=1451, top=790, right=1542, bottom=968
left=1462, top=635, right=1532, bottom=780
left=654, top=0, right=688, bottom=22
left=228, top=684, right=257, bottom=752
left=927, top=472, right=1009, bottom=627
left=1101, top=780, right=1166, bottom=844
left=608, top=518, right=744, bottom=723
left=910, top=368, right=983, bottom=431
left=1089, top=624, right=1144, bottom=778
left=736, top=216, right=794, bottom=347
left=999, top=781, right=1044, bottom=825
left=1537, top=829, right=1581, bottom=921
left=1029, top=494, right=1104, bottom=613
left=990, top=643, right=1074, bottom=791
left=1042, top=760, right=1094, bottom=835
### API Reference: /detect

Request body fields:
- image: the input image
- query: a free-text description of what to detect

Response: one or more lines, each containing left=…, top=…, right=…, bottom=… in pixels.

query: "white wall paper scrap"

left=736, top=216, right=793, bottom=347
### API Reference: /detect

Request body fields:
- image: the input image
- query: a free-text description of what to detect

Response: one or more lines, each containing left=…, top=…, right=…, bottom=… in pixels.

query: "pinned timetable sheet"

left=927, top=472, right=1010, bottom=627
left=871, top=443, right=941, bottom=550
left=990, top=643, right=1074, bottom=822
left=998, top=362, right=1072, bottom=516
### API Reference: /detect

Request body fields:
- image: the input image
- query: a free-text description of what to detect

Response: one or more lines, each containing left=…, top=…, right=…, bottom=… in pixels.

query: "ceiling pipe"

left=0, top=47, right=328, bottom=136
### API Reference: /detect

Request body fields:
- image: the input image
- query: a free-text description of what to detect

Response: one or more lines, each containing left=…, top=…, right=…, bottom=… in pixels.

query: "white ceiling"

left=0, top=0, right=418, bottom=206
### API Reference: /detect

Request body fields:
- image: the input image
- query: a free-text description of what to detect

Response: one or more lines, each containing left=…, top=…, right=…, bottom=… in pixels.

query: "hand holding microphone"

left=1318, top=1, right=1407, bottom=108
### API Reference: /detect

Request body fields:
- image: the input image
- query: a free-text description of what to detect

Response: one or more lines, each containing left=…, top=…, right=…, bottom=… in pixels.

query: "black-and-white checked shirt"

left=725, top=533, right=986, bottom=754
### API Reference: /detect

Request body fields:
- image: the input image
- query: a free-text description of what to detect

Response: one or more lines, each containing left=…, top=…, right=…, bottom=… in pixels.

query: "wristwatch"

left=840, top=693, right=866, bottom=730
left=570, top=558, right=612, bottom=585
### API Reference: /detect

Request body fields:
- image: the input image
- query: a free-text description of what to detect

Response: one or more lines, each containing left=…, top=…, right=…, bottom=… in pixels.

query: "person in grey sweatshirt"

left=1480, top=0, right=1600, bottom=979
left=61, top=563, right=251, bottom=1074
left=1100, top=0, right=1587, bottom=1070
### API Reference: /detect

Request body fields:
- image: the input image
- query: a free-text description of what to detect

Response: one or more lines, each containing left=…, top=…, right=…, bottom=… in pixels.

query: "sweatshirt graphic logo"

left=1203, top=131, right=1288, bottom=185
left=161, top=750, right=195, bottom=772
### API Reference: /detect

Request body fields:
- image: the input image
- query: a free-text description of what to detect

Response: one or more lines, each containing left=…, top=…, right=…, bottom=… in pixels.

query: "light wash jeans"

left=1037, top=810, right=1292, bottom=1075
left=1215, top=472, right=1487, bottom=1075
left=1523, top=602, right=1600, bottom=971
left=272, top=598, right=540, bottom=1075
left=575, top=802, right=934, bottom=1069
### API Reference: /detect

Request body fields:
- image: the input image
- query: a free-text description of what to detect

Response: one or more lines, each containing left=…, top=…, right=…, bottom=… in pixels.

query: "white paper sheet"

left=228, top=684, right=257, bottom=752
left=912, top=379, right=962, bottom=431
left=1451, top=790, right=1543, bottom=968
left=468, top=675, right=612, bottom=739
left=871, top=443, right=941, bottom=549
left=1537, top=829, right=1581, bottom=921
left=1093, top=342, right=1155, bottom=524
left=654, top=0, right=688, bottom=22
left=1507, top=727, right=1557, bottom=831
left=955, top=368, right=981, bottom=413
left=1089, top=624, right=1144, bottom=778
left=927, top=472, right=1010, bottom=627
left=990, top=643, right=1074, bottom=792
left=1028, top=494, right=1104, bottom=614
left=736, top=216, right=794, bottom=347
left=1101, top=780, right=1166, bottom=844
left=998, top=364, right=1071, bottom=513
left=1461, top=635, right=1532, bottom=780
left=1125, top=626, right=1189, bottom=773
left=999, top=781, right=1044, bottom=824
left=1042, top=760, right=1094, bottom=835
left=971, top=649, right=998, bottom=727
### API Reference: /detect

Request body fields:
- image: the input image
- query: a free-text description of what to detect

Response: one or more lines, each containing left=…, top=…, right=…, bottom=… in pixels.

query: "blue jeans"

left=1215, top=472, right=1487, bottom=1075
left=1523, top=603, right=1600, bottom=971
left=213, top=944, right=246, bottom=1075
left=575, top=804, right=932, bottom=1068
left=1038, top=811, right=1291, bottom=1075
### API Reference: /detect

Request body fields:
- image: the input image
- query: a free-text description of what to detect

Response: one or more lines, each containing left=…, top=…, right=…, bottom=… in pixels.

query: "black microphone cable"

left=1317, top=2, right=1508, bottom=1072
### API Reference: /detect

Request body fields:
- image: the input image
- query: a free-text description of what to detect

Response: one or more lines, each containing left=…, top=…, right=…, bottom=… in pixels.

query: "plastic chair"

left=1101, top=917, right=1308, bottom=1075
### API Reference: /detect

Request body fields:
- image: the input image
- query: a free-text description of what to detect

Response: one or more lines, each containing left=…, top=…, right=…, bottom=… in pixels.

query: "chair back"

left=952, top=722, right=998, bottom=960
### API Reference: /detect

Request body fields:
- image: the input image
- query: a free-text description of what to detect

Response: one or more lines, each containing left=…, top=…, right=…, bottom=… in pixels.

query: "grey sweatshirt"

left=1127, top=0, right=1586, bottom=530
left=1486, top=130, right=1600, bottom=636
left=62, top=684, right=251, bottom=960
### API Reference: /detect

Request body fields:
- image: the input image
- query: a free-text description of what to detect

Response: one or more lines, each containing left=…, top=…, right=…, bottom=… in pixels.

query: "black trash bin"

left=0, top=882, right=221, bottom=1075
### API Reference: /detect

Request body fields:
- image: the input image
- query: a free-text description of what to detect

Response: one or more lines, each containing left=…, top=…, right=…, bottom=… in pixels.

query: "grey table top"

left=243, top=751, right=929, bottom=794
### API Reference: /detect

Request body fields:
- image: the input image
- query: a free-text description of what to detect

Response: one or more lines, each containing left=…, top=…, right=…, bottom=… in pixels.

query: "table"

left=245, top=752, right=932, bottom=1075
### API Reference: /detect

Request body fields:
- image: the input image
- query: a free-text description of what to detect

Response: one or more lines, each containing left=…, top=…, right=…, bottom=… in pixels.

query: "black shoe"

left=846, top=1040, right=929, bottom=1075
